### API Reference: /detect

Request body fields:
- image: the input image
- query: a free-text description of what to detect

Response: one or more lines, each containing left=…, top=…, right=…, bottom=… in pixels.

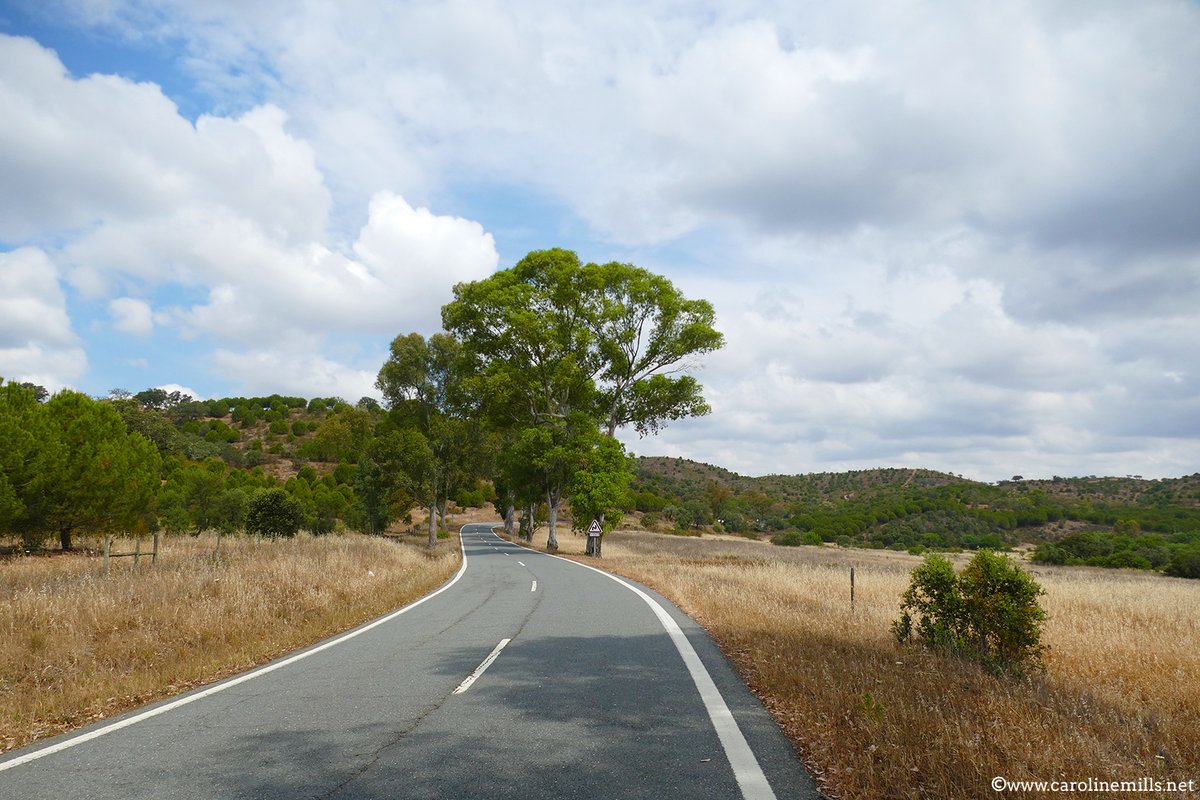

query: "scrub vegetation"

left=631, top=458, right=1200, bottom=578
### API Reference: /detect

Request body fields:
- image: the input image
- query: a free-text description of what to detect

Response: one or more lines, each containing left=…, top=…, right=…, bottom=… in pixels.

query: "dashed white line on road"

left=517, top=561, right=525, bottom=566
left=531, top=580, right=537, bottom=592
left=452, top=639, right=511, bottom=695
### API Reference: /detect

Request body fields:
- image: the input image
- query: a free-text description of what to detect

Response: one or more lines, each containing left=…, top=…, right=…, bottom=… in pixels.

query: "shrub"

left=772, top=529, right=823, bottom=547
left=771, top=530, right=805, bottom=546
left=893, top=551, right=1046, bottom=674
left=1165, top=550, right=1200, bottom=579
left=634, top=491, right=667, bottom=513
left=245, top=488, right=304, bottom=538
left=640, top=512, right=661, bottom=530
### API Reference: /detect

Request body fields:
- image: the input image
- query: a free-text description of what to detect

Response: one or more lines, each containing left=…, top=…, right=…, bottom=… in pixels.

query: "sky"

left=1, top=0, right=1198, bottom=482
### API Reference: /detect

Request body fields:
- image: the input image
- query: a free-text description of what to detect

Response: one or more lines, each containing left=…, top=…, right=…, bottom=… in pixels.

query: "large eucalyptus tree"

left=442, top=248, right=723, bottom=551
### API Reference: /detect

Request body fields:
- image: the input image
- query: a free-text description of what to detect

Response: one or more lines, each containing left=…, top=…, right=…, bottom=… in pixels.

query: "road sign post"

left=587, top=519, right=603, bottom=558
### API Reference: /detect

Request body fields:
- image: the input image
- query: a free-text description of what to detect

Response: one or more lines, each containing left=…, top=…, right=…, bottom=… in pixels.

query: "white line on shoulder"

left=529, top=548, right=777, bottom=800
left=0, top=528, right=472, bottom=772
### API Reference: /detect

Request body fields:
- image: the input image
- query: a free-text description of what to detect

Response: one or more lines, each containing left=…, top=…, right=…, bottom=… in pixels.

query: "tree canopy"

left=442, top=248, right=722, bottom=550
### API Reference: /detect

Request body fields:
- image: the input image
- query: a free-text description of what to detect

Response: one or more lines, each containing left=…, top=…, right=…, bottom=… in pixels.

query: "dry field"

left=518, top=526, right=1200, bottom=799
left=0, top=532, right=460, bottom=753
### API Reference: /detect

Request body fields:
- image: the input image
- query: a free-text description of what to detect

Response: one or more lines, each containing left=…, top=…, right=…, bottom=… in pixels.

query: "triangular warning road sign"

left=587, top=519, right=603, bottom=536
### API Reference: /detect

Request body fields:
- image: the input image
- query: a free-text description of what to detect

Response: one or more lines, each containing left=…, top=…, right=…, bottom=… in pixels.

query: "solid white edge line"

left=0, top=527, right=475, bottom=773
left=497, top=530, right=777, bottom=800
left=452, top=638, right=511, bottom=695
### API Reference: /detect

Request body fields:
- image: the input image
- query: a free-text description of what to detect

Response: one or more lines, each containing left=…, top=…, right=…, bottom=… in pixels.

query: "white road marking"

left=523, top=537, right=778, bottom=800
left=452, top=638, right=511, bottom=695
left=0, top=529, right=473, bottom=773
left=517, top=561, right=525, bottom=566
left=531, top=580, right=537, bottom=592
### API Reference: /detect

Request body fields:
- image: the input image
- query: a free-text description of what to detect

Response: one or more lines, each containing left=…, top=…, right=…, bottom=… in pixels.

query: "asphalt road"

left=0, top=524, right=819, bottom=799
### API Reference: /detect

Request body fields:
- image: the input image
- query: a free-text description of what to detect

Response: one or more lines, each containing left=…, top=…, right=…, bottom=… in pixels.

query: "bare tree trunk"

left=438, top=500, right=448, bottom=531
left=503, top=504, right=516, bottom=537
left=517, top=504, right=531, bottom=541
left=427, top=503, right=437, bottom=548
left=546, top=490, right=559, bottom=551
left=59, top=527, right=73, bottom=552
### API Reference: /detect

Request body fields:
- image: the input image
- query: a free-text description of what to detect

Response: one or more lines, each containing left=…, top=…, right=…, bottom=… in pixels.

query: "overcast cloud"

left=1, top=0, right=1197, bottom=480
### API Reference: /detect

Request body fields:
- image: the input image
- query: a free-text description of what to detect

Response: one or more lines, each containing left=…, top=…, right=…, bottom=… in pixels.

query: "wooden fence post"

left=850, top=566, right=856, bottom=610
left=103, top=536, right=110, bottom=577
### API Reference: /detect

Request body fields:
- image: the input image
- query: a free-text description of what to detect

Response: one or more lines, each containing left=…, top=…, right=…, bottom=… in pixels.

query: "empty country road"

left=0, top=524, right=819, bottom=799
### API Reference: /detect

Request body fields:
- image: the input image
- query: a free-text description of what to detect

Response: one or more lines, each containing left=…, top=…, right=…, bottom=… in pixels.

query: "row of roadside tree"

left=1, top=248, right=724, bottom=552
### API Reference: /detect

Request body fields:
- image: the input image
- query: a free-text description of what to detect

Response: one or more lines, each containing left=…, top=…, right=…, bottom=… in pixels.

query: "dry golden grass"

left=0, top=532, right=460, bottom=753
left=518, top=527, right=1200, bottom=799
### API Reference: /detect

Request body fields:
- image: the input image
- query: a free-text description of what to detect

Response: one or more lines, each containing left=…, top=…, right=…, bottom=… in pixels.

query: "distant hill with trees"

left=629, top=457, right=1200, bottom=578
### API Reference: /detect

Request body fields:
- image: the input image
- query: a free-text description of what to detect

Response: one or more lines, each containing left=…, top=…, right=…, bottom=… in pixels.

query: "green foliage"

left=375, top=332, right=482, bottom=546
left=297, top=408, right=373, bottom=462
left=582, top=258, right=723, bottom=436
left=40, top=391, right=161, bottom=549
left=245, top=488, right=304, bottom=538
left=0, top=380, right=66, bottom=547
left=568, top=435, right=632, bottom=537
left=1031, top=529, right=1200, bottom=575
left=894, top=552, right=1046, bottom=674
left=1165, top=550, right=1200, bottom=579
left=633, top=490, right=667, bottom=512
left=772, top=529, right=823, bottom=547
left=443, top=249, right=723, bottom=549
left=349, top=456, right=391, bottom=536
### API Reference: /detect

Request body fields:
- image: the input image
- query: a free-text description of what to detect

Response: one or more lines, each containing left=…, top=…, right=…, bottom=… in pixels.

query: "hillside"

left=631, top=457, right=1200, bottom=569
left=18, top=381, right=1194, bottom=577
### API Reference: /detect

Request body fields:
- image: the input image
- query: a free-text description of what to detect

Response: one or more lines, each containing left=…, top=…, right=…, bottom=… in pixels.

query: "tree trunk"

left=503, top=504, right=516, bottom=538
left=546, top=490, right=559, bottom=551
left=522, top=503, right=535, bottom=542
left=59, top=526, right=73, bottom=552
left=438, top=500, right=448, bottom=531
left=427, top=503, right=437, bottom=548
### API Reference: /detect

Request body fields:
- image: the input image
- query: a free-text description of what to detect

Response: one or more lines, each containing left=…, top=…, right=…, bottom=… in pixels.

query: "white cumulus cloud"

left=109, top=297, right=154, bottom=335
left=0, top=247, right=87, bottom=391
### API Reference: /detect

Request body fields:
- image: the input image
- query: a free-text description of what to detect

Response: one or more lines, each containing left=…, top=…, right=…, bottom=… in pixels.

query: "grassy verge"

left=518, top=528, right=1199, bottom=799
left=0, top=532, right=460, bottom=753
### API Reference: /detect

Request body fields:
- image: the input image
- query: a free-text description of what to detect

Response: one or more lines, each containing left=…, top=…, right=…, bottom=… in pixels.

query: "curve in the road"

left=0, top=533, right=471, bottom=774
